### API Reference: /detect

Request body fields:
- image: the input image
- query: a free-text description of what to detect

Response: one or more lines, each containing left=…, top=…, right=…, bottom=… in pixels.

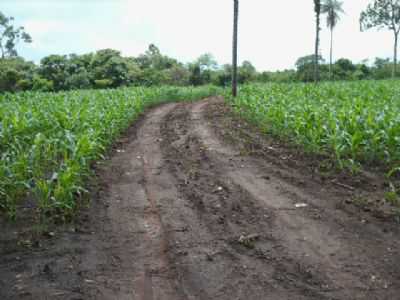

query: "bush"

left=16, top=79, right=32, bottom=91
left=32, top=76, right=54, bottom=92
left=94, top=79, right=113, bottom=89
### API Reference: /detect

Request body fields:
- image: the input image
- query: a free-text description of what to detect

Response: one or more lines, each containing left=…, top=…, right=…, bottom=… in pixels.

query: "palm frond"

left=321, top=0, right=344, bottom=29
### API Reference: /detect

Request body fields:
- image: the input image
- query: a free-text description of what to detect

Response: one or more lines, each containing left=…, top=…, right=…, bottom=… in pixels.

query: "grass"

left=0, top=85, right=220, bottom=219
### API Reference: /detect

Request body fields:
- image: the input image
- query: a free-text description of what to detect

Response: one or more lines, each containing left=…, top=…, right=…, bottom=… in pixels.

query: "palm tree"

left=322, top=0, right=344, bottom=79
left=314, top=0, right=321, bottom=82
left=232, top=0, right=239, bottom=97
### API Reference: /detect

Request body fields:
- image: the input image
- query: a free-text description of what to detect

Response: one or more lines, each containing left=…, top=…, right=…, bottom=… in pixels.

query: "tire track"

left=159, top=99, right=400, bottom=300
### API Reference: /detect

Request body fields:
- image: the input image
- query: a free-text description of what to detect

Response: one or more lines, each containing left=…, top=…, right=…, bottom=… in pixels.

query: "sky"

left=2, top=0, right=396, bottom=71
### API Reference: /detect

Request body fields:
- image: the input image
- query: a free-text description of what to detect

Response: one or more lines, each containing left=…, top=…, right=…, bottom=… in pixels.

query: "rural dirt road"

left=1, top=98, right=400, bottom=300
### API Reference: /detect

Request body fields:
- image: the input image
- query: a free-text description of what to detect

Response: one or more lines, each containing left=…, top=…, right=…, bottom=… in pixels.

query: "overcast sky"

left=2, top=0, right=396, bottom=71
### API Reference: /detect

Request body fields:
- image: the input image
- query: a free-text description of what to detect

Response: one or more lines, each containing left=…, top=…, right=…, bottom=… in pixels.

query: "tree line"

left=1, top=43, right=398, bottom=93
left=0, top=44, right=262, bottom=93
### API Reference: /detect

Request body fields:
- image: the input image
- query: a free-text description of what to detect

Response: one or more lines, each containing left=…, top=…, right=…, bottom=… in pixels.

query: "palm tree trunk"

left=232, top=0, right=239, bottom=97
left=329, top=27, right=333, bottom=80
left=393, top=31, right=398, bottom=78
left=314, top=0, right=321, bottom=83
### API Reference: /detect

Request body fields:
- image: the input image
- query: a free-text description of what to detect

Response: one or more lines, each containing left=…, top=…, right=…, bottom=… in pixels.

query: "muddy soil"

left=1, top=98, right=400, bottom=300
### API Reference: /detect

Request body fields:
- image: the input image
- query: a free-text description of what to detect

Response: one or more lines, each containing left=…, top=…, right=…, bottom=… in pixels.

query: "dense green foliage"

left=0, top=45, right=261, bottom=93
left=0, top=85, right=219, bottom=219
left=2, top=48, right=396, bottom=93
left=227, top=81, right=400, bottom=173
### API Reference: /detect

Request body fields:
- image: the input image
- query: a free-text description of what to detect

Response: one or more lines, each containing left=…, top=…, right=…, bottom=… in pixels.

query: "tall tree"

left=322, top=0, right=344, bottom=79
left=313, top=0, right=322, bottom=82
left=232, top=0, right=239, bottom=97
left=0, top=11, right=32, bottom=59
left=360, top=0, right=400, bottom=78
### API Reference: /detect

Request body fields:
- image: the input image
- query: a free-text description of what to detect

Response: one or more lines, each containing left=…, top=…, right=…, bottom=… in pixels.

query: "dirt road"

left=1, top=98, right=400, bottom=299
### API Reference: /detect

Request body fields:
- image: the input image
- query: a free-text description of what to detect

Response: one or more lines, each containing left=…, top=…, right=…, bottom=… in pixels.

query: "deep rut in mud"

left=1, top=98, right=400, bottom=300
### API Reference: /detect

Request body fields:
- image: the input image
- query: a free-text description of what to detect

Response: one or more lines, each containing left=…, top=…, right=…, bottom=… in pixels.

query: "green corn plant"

left=226, top=80, right=400, bottom=174
left=0, top=85, right=221, bottom=220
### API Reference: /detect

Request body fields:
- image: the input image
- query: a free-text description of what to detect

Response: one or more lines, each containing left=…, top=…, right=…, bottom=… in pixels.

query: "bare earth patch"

left=1, top=98, right=400, bottom=299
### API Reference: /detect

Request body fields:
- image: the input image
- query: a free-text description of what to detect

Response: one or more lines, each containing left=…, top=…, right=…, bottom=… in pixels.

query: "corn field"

left=3, top=81, right=400, bottom=220
left=0, top=86, right=219, bottom=219
left=227, top=81, right=400, bottom=173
